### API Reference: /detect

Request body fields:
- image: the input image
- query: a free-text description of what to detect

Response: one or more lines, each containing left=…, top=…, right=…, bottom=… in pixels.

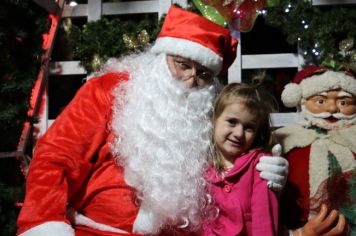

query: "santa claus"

left=275, top=66, right=356, bottom=236
left=17, top=6, right=288, bottom=236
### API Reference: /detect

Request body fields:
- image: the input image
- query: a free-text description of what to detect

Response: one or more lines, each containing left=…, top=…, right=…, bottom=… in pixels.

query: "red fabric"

left=279, top=146, right=311, bottom=229
left=279, top=145, right=356, bottom=229
left=17, top=73, right=140, bottom=235
left=292, top=65, right=355, bottom=84
left=202, top=150, right=278, bottom=236
left=292, top=66, right=325, bottom=84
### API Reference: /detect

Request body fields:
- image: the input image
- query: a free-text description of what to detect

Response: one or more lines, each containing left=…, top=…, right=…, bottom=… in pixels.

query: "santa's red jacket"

left=17, top=73, right=144, bottom=236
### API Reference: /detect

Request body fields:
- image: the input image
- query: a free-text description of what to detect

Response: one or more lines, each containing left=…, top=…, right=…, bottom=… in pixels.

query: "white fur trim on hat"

left=282, top=71, right=356, bottom=108
left=151, top=37, right=223, bottom=75
left=18, top=221, right=74, bottom=236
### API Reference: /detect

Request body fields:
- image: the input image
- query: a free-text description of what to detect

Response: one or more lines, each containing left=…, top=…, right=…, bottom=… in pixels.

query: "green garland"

left=69, top=14, right=163, bottom=73
left=263, top=0, right=356, bottom=66
left=69, top=1, right=356, bottom=71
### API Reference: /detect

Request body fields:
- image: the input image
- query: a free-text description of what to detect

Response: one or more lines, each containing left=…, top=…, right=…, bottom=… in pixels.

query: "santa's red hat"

left=281, top=65, right=356, bottom=107
left=151, top=6, right=238, bottom=75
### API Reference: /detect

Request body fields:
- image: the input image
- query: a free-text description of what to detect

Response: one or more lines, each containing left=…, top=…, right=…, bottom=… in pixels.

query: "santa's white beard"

left=301, top=104, right=356, bottom=130
left=109, top=52, right=216, bottom=234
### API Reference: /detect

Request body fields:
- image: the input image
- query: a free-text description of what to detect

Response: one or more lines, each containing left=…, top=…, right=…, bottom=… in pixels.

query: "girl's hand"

left=256, top=144, right=289, bottom=191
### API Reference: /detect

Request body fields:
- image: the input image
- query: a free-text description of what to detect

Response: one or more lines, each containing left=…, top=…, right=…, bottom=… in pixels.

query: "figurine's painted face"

left=302, top=89, right=356, bottom=130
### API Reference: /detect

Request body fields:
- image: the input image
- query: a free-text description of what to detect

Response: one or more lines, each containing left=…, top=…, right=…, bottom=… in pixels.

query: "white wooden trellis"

left=46, top=0, right=356, bottom=130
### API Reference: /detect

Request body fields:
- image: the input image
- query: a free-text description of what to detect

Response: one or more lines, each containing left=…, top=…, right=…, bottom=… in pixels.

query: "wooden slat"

left=63, top=1, right=160, bottom=18
left=228, top=32, right=242, bottom=83
left=88, top=0, right=102, bottom=22
left=49, top=61, right=87, bottom=75
left=62, top=4, right=87, bottom=18
left=242, top=53, right=302, bottom=69
left=0, top=151, right=23, bottom=159
left=312, top=0, right=356, bottom=5
left=270, top=113, right=301, bottom=127
left=103, top=1, right=159, bottom=15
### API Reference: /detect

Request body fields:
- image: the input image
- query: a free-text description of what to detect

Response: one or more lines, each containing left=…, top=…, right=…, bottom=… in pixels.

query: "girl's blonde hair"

left=209, top=82, right=277, bottom=171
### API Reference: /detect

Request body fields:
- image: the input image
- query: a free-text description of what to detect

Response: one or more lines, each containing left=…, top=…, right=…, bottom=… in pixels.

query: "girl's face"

left=214, top=102, right=258, bottom=167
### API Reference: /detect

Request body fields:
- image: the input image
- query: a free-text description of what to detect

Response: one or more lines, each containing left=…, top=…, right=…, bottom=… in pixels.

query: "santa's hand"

left=256, top=144, right=288, bottom=191
left=295, top=204, right=349, bottom=236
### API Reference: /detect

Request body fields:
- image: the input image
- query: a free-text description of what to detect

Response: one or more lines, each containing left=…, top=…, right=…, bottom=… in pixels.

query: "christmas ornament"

left=322, top=37, right=356, bottom=74
left=192, top=0, right=227, bottom=26
left=137, top=30, right=150, bottom=46
left=202, top=0, right=237, bottom=20
left=91, top=54, right=104, bottom=71
left=123, top=30, right=150, bottom=50
left=202, top=0, right=266, bottom=32
left=339, top=37, right=356, bottom=73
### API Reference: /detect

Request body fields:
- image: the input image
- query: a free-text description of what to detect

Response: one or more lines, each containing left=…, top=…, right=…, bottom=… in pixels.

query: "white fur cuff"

left=132, top=206, right=161, bottom=234
left=19, top=221, right=74, bottom=236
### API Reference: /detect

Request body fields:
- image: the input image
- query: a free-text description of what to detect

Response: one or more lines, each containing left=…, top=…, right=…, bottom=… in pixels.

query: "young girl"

left=201, top=82, right=279, bottom=236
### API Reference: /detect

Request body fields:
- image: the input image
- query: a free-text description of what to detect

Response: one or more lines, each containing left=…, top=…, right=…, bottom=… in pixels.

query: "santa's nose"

left=326, top=101, right=339, bottom=113
left=183, top=77, right=198, bottom=88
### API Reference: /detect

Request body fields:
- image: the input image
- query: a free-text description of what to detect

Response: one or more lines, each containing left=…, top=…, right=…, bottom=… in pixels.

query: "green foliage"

left=0, top=0, right=48, bottom=151
left=0, top=0, right=48, bottom=235
left=69, top=14, right=163, bottom=73
left=263, top=1, right=356, bottom=66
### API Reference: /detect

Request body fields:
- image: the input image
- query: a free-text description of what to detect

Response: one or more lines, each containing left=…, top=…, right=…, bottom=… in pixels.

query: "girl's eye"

left=227, top=119, right=237, bottom=125
left=244, top=125, right=256, bottom=132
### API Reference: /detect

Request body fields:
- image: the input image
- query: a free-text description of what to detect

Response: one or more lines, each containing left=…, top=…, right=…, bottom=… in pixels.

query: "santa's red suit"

left=17, top=73, right=147, bottom=235
left=276, top=124, right=356, bottom=229
left=17, top=6, right=240, bottom=236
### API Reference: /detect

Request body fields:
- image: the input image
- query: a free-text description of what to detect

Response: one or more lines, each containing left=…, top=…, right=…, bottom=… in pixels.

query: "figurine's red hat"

left=282, top=65, right=356, bottom=107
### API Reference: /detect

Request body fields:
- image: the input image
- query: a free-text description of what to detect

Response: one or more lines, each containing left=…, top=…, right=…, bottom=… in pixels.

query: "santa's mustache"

left=306, top=111, right=356, bottom=120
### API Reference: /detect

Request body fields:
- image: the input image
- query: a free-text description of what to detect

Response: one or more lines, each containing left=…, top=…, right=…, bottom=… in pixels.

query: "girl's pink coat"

left=202, top=150, right=278, bottom=236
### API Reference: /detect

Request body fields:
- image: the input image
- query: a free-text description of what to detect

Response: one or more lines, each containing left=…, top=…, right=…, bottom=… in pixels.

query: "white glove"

left=256, top=144, right=289, bottom=191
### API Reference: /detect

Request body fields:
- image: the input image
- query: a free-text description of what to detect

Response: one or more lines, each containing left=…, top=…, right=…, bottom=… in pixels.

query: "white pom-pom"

left=281, top=83, right=302, bottom=108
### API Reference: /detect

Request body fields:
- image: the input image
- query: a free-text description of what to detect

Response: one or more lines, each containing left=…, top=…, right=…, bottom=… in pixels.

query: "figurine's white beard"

left=301, top=105, right=356, bottom=130
left=110, top=52, right=216, bottom=234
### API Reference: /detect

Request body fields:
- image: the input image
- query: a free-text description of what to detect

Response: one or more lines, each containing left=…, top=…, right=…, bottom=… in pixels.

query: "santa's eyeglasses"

left=172, top=57, right=215, bottom=85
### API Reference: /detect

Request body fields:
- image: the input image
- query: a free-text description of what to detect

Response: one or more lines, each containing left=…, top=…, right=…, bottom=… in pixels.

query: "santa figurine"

left=275, top=66, right=356, bottom=236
